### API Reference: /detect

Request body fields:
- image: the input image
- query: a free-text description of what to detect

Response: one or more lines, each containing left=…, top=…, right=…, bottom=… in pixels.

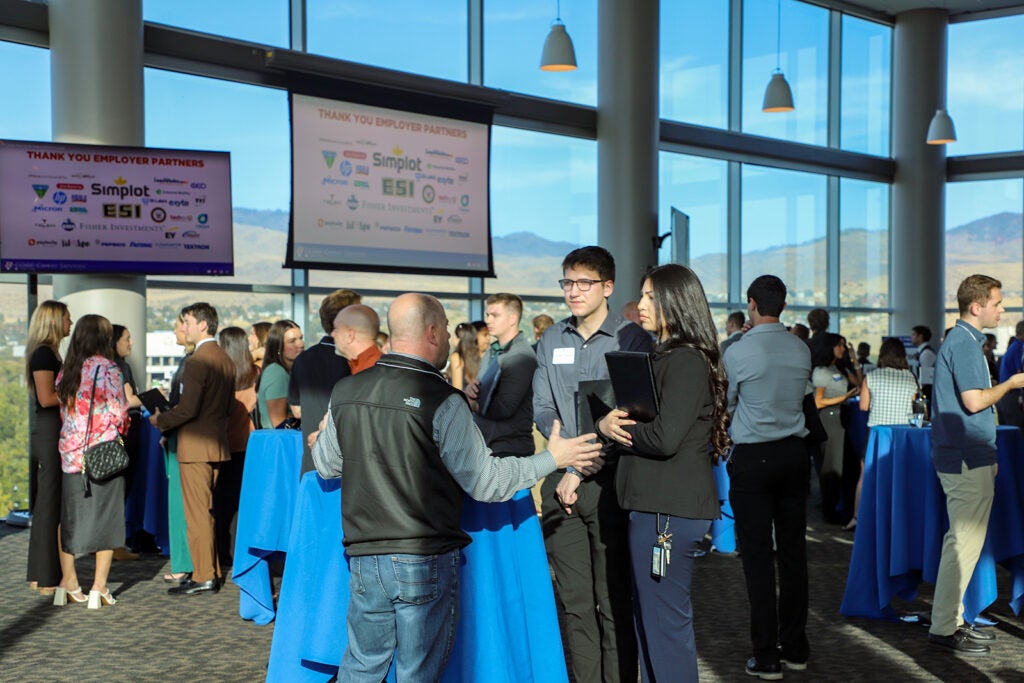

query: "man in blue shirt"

left=929, top=275, right=1024, bottom=656
left=723, top=275, right=812, bottom=680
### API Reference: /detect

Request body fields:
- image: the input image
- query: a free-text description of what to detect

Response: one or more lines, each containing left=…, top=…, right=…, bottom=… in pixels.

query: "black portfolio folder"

left=605, top=351, right=659, bottom=422
left=138, top=388, right=171, bottom=414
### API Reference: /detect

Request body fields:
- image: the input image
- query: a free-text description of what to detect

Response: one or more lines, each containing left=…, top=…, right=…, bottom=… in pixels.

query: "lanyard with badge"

left=652, top=514, right=672, bottom=577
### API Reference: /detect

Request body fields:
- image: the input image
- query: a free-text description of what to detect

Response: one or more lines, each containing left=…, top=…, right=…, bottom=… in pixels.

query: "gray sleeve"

left=434, top=394, right=557, bottom=502
left=531, top=332, right=560, bottom=439
left=311, top=400, right=343, bottom=479
left=723, top=346, right=739, bottom=414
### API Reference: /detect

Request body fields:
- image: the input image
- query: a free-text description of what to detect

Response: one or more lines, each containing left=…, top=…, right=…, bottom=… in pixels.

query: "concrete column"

left=891, top=10, right=947, bottom=338
left=49, top=0, right=148, bottom=383
left=597, top=0, right=659, bottom=311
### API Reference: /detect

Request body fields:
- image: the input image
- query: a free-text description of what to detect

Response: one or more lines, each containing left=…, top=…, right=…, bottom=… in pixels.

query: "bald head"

left=387, top=293, right=450, bottom=367
left=331, top=304, right=381, bottom=360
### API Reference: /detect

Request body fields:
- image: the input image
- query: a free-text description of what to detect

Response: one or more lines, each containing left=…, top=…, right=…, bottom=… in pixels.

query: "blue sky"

left=1, top=1, right=1019, bottom=258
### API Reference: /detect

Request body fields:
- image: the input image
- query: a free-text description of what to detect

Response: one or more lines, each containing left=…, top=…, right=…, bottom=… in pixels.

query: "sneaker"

left=928, top=630, right=990, bottom=656
left=780, top=657, right=807, bottom=671
left=745, top=657, right=783, bottom=680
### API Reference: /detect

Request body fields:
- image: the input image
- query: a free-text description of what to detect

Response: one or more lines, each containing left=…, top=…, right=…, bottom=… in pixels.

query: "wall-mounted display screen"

left=0, top=139, right=233, bottom=275
left=288, top=93, right=493, bottom=277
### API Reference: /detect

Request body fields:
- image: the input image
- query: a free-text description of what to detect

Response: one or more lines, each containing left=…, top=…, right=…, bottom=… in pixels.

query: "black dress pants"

left=728, top=437, right=810, bottom=665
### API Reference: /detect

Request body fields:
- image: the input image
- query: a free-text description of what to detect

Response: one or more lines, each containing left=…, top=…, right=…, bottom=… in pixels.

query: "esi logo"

left=339, top=160, right=353, bottom=177
left=53, top=191, right=68, bottom=205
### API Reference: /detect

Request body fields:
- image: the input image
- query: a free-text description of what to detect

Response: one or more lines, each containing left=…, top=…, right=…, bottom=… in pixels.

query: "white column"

left=891, top=9, right=947, bottom=338
left=597, top=0, right=659, bottom=310
left=49, top=0, right=148, bottom=381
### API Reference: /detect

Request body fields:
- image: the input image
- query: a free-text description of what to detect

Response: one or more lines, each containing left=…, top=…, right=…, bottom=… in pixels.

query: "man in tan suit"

left=151, top=302, right=235, bottom=596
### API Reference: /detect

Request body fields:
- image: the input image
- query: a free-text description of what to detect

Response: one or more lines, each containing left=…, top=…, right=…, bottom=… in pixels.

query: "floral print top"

left=57, top=356, right=129, bottom=474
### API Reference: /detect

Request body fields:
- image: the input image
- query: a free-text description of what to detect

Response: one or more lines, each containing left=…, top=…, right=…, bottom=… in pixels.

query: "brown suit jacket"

left=156, top=338, right=235, bottom=463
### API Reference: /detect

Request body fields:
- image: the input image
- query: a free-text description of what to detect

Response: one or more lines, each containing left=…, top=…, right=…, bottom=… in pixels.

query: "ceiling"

left=826, top=0, right=1024, bottom=19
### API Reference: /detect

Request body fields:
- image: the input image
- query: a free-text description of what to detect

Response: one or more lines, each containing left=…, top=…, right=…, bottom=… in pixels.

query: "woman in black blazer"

left=597, top=264, right=729, bottom=683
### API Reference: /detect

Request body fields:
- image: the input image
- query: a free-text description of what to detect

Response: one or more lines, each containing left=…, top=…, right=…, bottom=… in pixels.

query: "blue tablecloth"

left=840, top=425, right=1024, bottom=622
left=709, top=460, right=735, bottom=553
left=266, top=471, right=568, bottom=682
left=232, top=429, right=303, bottom=625
left=124, top=418, right=169, bottom=553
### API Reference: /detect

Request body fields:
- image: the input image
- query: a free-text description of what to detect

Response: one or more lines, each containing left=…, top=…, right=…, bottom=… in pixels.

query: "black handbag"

left=81, top=365, right=129, bottom=495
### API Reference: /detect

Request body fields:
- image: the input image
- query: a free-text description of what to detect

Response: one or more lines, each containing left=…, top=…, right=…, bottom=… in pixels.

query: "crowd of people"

left=22, top=249, right=1020, bottom=679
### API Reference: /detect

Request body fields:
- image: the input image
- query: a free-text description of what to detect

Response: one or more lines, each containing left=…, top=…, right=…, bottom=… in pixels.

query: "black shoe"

left=928, top=630, right=990, bottom=656
left=959, top=625, right=995, bottom=642
left=745, top=657, right=783, bottom=680
left=168, top=579, right=220, bottom=596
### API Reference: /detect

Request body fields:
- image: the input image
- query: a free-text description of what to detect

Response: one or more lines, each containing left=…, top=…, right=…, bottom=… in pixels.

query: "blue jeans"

left=339, top=549, right=460, bottom=682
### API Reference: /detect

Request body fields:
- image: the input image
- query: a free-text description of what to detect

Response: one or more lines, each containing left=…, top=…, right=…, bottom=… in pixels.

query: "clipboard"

left=576, top=379, right=616, bottom=437
left=605, top=351, right=659, bottom=422
left=138, top=388, right=171, bottom=414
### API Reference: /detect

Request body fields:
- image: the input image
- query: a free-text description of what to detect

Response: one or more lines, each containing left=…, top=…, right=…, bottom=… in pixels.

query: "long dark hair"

left=256, top=319, right=300, bottom=392
left=219, top=326, right=258, bottom=391
left=453, top=321, right=486, bottom=382
left=811, top=333, right=844, bottom=369
left=644, top=264, right=731, bottom=459
left=57, top=314, right=115, bottom=411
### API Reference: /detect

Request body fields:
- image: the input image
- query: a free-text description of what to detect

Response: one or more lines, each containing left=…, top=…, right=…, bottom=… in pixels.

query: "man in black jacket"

left=465, top=292, right=536, bottom=458
left=311, top=292, right=602, bottom=681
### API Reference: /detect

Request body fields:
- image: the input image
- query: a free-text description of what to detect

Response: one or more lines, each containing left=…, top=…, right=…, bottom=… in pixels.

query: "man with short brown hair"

left=289, top=289, right=361, bottom=474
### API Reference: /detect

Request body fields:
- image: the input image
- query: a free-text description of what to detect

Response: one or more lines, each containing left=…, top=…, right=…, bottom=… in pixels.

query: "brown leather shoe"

left=112, top=547, right=140, bottom=561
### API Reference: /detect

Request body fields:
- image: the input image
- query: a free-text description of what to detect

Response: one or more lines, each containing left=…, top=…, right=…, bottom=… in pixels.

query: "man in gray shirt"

left=722, top=275, right=811, bottom=680
left=928, top=275, right=1024, bottom=656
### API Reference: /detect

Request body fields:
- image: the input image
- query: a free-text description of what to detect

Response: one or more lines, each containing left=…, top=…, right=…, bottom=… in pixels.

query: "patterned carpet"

left=2, top=504, right=1023, bottom=682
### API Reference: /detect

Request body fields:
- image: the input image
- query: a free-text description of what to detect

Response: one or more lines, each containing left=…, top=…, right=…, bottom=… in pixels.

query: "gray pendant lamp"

left=926, top=109, right=957, bottom=145
left=762, top=0, right=794, bottom=112
left=540, top=0, right=577, bottom=71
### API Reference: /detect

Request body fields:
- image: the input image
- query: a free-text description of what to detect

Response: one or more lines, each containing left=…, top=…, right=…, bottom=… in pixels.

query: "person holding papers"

left=596, top=264, right=728, bottom=683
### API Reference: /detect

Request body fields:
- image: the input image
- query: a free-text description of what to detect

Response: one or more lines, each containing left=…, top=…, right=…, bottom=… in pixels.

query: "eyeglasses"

left=558, top=278, right=605, bottom=292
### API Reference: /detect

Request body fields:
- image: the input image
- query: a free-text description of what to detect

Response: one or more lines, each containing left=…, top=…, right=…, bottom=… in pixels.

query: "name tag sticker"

left=552, top=347, right=576, bottom=365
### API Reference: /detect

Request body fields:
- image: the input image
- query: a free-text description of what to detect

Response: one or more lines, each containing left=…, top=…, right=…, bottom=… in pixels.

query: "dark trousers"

left=728, top=438, right=810, bottom=665
left=541, top=469, right=637, bottom=683
left=213, top=451, right=246, bottom=569
left=27, top=410, right=62, bottom=586
left=628, top=511, right=710, bottom=683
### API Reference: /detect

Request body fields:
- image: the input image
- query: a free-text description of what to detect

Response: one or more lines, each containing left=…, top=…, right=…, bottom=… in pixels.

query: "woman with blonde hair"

left=248, top=322, right=272, bottom=369
left=54, top=314, right=129, bottom=608
left=25, top=300, right=72, bottom=595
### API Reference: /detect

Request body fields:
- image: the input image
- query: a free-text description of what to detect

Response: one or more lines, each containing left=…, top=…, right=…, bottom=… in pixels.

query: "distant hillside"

left=232, top=207, right=290, bottom=233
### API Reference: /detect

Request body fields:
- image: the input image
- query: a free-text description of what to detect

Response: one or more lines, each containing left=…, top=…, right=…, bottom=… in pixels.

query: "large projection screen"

left=288, top=94, right=493, bottom=276
left=0, top=139, right=232, bottom=275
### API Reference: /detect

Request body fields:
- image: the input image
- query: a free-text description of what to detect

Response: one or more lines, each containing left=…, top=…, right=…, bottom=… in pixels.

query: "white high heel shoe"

left=53, top=586, right=87, bottom=606
left=87, top=588, right=117, bottom=609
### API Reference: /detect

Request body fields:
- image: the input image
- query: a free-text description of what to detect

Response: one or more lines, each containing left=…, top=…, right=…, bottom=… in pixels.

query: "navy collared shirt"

left=932, top=320, right=996, bottom=473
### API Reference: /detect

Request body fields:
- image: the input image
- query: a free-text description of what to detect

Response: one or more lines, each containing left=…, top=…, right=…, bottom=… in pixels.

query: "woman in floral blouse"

left=53, top=314, right=130, bottom=609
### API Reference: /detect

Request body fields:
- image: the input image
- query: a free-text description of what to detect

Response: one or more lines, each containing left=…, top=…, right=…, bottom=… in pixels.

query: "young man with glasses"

left=532, top=246, right=652, bottom=683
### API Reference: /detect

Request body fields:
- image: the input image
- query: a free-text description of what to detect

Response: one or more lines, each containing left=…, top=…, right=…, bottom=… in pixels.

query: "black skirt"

left=60, top=472, right=125, bottom=554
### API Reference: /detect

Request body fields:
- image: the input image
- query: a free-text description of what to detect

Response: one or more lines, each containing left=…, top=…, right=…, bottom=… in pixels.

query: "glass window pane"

left=840, top=178, right=889, bottom=307
left=659, top=2, right=728, bottom=128
left=484, top=0, right=597, bottom=106
left=308, top=0, right=467, bottom=82
left=1, top=281, right=31, bottom=513
left=144, top=0, right=288, bottom=47
left=743, top=0, right=828, bottom=145
left=0, top=41, right=51, bottom=141
left=945, top=179, right=1023, bottom=309
left=741, top=165, right=827, bottom=307
left=840, top=15, right=891, bottom=156
left=659, top=152, right=728, bottom=302
left=948, top=15, right=1024, bottom=154
left=487, top=127, right=597, bottom=297
left=145, top=69, right=290, bottom=285
left=838, top=311, right=890, bottom=355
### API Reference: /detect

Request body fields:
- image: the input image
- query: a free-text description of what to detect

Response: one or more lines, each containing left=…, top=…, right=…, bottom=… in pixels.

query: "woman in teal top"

left=256, top=319, right=304, bottom=429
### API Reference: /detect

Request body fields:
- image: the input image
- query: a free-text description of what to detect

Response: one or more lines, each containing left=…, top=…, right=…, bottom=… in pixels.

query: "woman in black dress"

left=25, top=300, right=72, bottom=595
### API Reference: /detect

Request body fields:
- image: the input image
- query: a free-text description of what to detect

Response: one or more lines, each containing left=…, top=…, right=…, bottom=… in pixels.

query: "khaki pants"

left=929, top=462, right=995, bottom=636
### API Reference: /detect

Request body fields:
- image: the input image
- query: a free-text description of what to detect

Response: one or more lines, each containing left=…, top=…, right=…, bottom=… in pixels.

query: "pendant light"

left=926, top=109, right=957, bottom=145
left=540, top=0, right=577, bottom=72
left=762, top=0, right=794, bottom=112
